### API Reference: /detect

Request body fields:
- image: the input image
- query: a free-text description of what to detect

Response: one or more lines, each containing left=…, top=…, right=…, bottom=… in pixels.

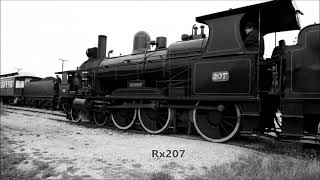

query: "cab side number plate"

left=212, top=71, right=229, bottom=82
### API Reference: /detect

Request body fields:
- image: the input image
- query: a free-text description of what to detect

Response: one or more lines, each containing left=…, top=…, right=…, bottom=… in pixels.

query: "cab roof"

left=55, top=70, right=77, bottom=74
left=196, top=0, right=300, bottom=35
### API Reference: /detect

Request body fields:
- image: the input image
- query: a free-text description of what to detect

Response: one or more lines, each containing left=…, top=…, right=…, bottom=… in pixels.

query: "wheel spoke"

left=221, top=119, right=236, bottom=128
left=138, top=104, right=173, bottom=134
left=219, top=122, right=230, bottom=135
left=62, top=104, right=68, bottom=112
left=94, top=111, right=108, bottom=127
left=71, top=108, right=81, bottom=123
left=211, top=126, right=222, bottom=139
left=193, top=104, right=241, bottom=143
left=223, top=116, right=236, bottom=119
left=111, top=107, right=136, bottom=130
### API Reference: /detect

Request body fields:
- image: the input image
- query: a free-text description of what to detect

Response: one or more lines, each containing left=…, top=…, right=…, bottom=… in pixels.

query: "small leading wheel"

left=111, top=108, right=137, bottom=130
left=274, top=114, right=282, bottom=134
left=70, top=107, right=82, bottom=123
left=93, top=111, right=109, bottom=127
left=138, top=104, right=174, bottom=134
left=62, top=103, right=68, bottom=112
left=193, top=104, right=241, bottom=142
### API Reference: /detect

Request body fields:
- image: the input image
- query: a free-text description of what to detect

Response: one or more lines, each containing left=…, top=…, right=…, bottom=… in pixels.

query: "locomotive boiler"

left=59, top=0, right=320, bottom=143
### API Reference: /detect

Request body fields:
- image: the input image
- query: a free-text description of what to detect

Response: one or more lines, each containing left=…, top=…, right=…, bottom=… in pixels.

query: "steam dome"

left=132, top=31, right=151, bottom=54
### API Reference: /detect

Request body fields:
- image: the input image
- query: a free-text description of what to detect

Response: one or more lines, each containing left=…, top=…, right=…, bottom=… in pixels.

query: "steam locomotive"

left=3, top=0, right=319, bottom=143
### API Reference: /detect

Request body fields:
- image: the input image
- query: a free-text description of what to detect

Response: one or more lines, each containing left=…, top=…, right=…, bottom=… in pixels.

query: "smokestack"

left=98, top=35, right=107, bottom=58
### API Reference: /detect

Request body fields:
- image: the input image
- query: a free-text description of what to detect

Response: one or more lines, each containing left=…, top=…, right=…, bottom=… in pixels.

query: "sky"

left=1, top=0, right=319, bottom=78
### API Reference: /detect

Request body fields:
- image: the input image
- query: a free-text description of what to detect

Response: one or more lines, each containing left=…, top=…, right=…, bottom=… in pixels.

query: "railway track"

left=1, top=105, right=205, bottom=142
left=2, top=105, right=65, bottom=117
left=2, top=105, right=319, bottom=145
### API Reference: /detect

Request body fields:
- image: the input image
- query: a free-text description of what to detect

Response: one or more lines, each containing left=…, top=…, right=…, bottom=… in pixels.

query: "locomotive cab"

left=194, top=0, right=300, bottom=96
left=54, top=70, right=78, bottom=110
left=55, top=70, right=78, bottom=97
left=194, top=0, right=302, bottom=136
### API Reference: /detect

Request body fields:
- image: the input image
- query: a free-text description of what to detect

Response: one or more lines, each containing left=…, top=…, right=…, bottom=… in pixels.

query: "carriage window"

left=5, top=80, right=14, bottom=88
left=20, top=81, right=24, bottom=88
left=15, top=80, right=24, bottom=88
left=0, top=81, right=5, bottom=88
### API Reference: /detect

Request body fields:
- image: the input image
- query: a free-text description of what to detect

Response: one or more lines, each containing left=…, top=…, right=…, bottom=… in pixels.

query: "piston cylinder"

left=72, top=98, right=90, bottom=113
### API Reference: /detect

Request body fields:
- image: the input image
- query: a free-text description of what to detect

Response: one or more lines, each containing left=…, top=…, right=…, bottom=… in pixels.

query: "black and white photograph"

left=1, top=0, right=320, bottom=179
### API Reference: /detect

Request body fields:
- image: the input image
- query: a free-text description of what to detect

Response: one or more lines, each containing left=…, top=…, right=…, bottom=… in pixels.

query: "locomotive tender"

left=56, top=0, right=320, bottom=143
left=23, top=77, right=59, bottom=108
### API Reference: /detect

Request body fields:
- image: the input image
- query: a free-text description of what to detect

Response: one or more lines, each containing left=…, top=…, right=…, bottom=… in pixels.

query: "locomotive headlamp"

left=82, top=71, right=88, bottom=81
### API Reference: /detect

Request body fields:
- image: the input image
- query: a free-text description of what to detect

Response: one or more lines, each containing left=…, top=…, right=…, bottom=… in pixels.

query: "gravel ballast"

left=1, top=112, right=252, bottom=179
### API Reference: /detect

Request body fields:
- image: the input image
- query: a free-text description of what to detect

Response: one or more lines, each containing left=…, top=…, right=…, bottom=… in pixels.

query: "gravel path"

left=1, top=111, right=253, bottom=179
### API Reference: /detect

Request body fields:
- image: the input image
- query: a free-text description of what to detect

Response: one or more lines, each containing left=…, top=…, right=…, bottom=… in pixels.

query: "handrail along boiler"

left=57, top=0, right=320, bottom=143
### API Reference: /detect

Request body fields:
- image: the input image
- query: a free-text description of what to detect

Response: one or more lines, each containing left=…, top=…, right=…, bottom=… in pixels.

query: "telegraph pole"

left=15, top=68, right=23, bottom=73
left=58, top=59, right=69, bottom=72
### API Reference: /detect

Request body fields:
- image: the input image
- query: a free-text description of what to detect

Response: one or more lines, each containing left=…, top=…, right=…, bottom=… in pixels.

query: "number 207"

left=212, top=71, right=229, bottom=82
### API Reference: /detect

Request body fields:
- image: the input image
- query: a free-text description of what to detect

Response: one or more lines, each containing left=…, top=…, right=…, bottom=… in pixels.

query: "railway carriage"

left=58, top=0, right=319, bottom=143
left=0, top=72, right=41, bottom=104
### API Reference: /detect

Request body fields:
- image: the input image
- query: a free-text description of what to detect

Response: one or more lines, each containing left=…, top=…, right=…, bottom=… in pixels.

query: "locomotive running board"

left=83, top=95, right=259, bottom=102
left=91, top=100, right=226, bottom=110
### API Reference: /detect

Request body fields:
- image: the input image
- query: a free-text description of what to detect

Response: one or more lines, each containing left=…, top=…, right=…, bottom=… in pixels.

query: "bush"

left=204, top=153, right=320, bottom=180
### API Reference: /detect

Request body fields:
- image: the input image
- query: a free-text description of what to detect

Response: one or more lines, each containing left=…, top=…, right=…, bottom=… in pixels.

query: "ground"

left=0, top=111, right=253, bottom=180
